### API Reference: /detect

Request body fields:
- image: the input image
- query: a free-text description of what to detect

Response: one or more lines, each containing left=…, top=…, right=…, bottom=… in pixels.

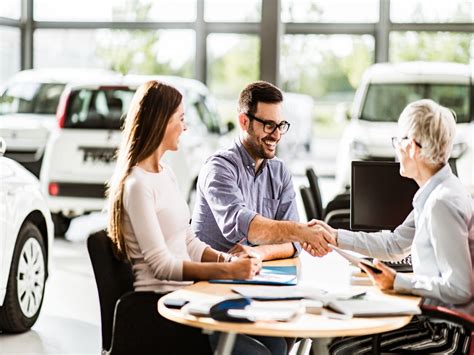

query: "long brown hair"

left=106, top=80, right=183, bottom=259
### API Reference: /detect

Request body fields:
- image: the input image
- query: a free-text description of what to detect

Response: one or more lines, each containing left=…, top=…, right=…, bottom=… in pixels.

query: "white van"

left=40, top=75, right=234, bottom=234
left=0, top=68, right=120, bottom=177
left=336, top=62, right=473, bottom=194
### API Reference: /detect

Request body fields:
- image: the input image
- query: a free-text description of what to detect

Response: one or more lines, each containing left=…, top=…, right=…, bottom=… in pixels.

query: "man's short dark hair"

left=238, top=81, right=283, bottom=115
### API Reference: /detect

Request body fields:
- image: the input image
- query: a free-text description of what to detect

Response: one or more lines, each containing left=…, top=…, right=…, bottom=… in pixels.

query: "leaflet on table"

left=209, top=266, right=298, bottom=286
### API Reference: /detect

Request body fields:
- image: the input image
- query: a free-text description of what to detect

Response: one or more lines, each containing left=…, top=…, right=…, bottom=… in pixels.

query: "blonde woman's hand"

left=359, top=259, right=396, bottom=291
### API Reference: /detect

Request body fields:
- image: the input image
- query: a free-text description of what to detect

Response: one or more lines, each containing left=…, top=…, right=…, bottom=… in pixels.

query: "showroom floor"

left=0, top=141, right=341, bottom=355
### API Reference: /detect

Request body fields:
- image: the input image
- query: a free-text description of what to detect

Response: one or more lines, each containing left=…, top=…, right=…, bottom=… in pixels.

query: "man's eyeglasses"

left=246, top=113, right=290, bottom=135
left=391, top=136, right=422, bottom=149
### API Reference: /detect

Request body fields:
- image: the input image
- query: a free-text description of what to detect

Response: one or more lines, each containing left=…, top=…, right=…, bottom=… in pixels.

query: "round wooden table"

left=158, top=253, right=420, bottom=354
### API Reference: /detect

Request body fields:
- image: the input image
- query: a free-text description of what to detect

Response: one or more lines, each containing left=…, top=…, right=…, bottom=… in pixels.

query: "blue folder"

left=209, top=266, right=298, bottom=286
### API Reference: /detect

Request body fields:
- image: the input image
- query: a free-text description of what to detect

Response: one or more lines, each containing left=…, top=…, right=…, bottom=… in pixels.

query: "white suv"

left=0, top=68, right=120, bottom=177
left=40, top=75, right=234, bottom=234
left=0, top=138, right=54, bottom=332
left=336, top=62, right=473, bottom=194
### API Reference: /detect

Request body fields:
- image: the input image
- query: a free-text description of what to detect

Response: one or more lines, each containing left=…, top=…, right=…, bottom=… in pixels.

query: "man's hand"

left=228, top=243, right=262, bottom=259
left=302, top=219, right=338, bottom=257
left=299, top=220, right=337, bottom=257
left=359, top=259, right=396, bottom=291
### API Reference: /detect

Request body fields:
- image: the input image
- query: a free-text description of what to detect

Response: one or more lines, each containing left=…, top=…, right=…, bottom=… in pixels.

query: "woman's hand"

left=229, top=256, right=262, bottom=280
left=359, top=259, right=396, bottom=291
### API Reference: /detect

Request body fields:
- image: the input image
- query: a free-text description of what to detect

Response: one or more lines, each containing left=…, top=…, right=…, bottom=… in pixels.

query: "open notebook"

left=209, top=266, right=297, bottom=286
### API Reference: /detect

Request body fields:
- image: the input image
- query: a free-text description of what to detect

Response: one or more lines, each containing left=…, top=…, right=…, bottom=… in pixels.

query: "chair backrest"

left=87, top=230, right=134, bottom=351
left=300, top=186, right=318, bottom=221
left=305, top=168, right=324, bottom=220
left=324, top=192, right=350, bottom=228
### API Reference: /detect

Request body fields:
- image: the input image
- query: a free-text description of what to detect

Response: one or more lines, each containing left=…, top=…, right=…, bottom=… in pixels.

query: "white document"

left=326, top=299, right=421, bottom=317
left=227, top=302, right=304, bottom=322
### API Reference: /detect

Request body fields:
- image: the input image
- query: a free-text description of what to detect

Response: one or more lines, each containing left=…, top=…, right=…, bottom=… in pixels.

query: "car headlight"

left=350, top=140, right=369, bottom=158
left=451, top=142, right=468, bottom=159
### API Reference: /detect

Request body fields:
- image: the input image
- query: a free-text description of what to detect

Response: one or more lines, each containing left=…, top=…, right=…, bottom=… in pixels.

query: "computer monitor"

left=350, top=161, right=419, bottom=231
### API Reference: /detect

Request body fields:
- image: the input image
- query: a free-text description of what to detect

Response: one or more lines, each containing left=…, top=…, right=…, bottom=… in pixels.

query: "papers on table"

left=210, top=266, right=298, bottom=286
left=227, top=302, right=305, bottom=322
left=326, top=299, right=421, bottom=318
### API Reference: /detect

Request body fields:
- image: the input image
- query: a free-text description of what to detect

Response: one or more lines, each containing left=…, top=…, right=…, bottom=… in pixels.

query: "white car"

left=40, top=75, right=234, bottom=235
left=279, top=92, right=314, bottom=160
left=0, top=68, right=121, bottom=177
left=0, top=137, right=54, bottom=333
left=336, top=61, right=473, bottom=194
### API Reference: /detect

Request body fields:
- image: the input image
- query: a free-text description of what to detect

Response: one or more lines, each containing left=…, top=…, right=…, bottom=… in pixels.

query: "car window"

left=360, top=83, right=470, bottom=123
left=194, top=95, right=221, bottom=134
left=64, top=88, right=135, bottom=130
left=0, top=82, right=65, bottom=115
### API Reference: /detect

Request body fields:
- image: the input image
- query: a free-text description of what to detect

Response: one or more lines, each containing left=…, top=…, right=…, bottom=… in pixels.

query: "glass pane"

left=391, top=0, right=473, bottom=23
left=361, top=84, right=470, bottom=123
left=34, top=0, right=196, bottom=22
left=281, top=34, right=374, bottom=137
left=204, top=0, right=261, bottom=22
left=282, top=0, right=379, bottom=23
left=65, top=87, right=135, bottom=129
left=0, top=0, right=21, bottom=19
left=207, top=34, right=260, bottom=122
left=0, top=83, right=65, bottom=115
left=390, top=32, right=472, bottom=64
left=0, top=27, right=21, bottom=84
left=34, top=29, right=195, bottom=77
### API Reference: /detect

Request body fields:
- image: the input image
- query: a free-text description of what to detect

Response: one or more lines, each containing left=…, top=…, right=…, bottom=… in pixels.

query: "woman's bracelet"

left=217, top=252, right=232, bottom=263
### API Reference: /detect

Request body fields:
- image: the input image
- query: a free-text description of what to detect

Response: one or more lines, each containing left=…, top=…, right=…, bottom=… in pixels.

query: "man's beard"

left=246, top=123, right=277, bottom=160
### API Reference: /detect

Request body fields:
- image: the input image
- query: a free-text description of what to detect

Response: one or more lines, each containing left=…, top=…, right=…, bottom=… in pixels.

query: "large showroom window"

left=281, top=0, right=379, bottom=23
left=0, top=27, right=21, bottom=83
left=280, top=34, right=375, bottom=135
left=207, top=34, right=260, bottom=118
left=204, top=0, right=261, bottom=22
left=34, top=0, right=196, bottom=22
left=390, top=31, right=472, bottom=64
left=33, top=29, right=196, bottom=77
left=390, top=0, right=472, bottom=23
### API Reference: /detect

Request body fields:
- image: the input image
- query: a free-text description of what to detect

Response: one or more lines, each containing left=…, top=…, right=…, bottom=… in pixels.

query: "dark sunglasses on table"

left=246, top=113, right=290, bottom=135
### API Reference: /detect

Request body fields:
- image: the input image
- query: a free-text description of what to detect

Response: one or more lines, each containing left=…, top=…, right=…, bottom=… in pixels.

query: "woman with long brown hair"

left=107, top=80, right=287, bottom=355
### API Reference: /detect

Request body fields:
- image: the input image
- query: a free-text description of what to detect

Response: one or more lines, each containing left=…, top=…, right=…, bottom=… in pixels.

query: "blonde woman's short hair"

left=398, top=99, right=456, bottom=166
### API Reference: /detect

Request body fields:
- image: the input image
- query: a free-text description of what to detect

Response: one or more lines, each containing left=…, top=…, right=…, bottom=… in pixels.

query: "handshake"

left=300, top=219, right=338, bottom=257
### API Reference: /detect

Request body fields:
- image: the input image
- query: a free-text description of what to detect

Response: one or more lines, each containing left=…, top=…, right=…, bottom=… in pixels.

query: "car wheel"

left=0, top=222, right=47, bottom=333
left=51, top=213, right=71, bottom=237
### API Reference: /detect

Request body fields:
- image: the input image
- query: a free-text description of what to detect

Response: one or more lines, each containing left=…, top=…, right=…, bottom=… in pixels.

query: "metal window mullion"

left=390, top=23, right=474, bottom=33
left=20, top=0, right=33, bottom=70
left=195, top=0, right=207, bottom=83
left=260, top=0, right=282, bottom=85
left=285, top=23, right=375, bottom=35
left=33, top=21, right=195, bottom=30
left=375, top=0, right=390, bottom=63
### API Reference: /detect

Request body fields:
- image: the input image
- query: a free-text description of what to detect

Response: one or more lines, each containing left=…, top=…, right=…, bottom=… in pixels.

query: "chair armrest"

left=421, top=304, right=474, bottom=329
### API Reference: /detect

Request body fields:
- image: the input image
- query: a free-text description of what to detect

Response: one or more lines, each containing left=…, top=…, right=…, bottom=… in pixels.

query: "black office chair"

left=87, top=230, right=212, bottom=355
left=369, top=304, right=474, bottom=354
left=300, top=186, right=318, bottom=221
left=305, top=168, right=324, bottom=220
left=305, top=167, right=350, bottom=228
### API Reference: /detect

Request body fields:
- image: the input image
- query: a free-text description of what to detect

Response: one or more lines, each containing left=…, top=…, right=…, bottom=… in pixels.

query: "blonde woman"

left=107, top=81, right=287, bottom=355
left=306, top=99, right=473, bottom=354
